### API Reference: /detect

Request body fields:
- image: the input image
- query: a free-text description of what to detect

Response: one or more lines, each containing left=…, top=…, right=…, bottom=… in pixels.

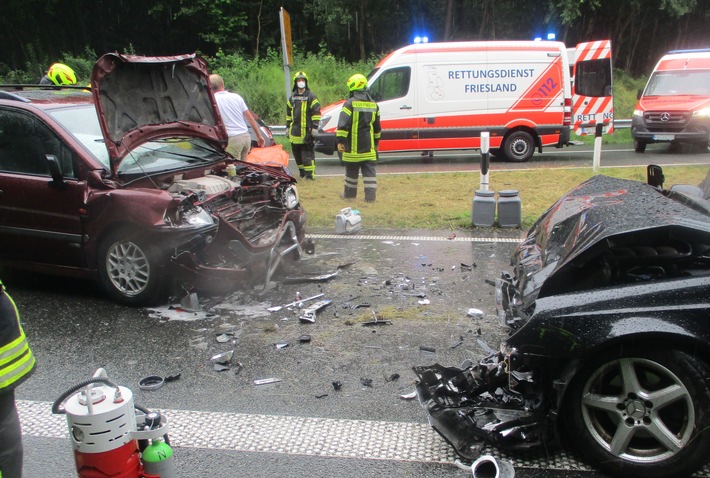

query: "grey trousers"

left=343, top=161, right=377, bottom=201
left=0, top=390, right=23, bottom=478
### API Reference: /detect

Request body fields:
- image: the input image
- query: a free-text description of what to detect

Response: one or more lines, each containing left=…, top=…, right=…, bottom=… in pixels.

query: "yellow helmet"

left=293, top=71, right=308, bottom=82
left=347, top=73, right=367, bottom=92
left=47, top=63, right=77, bottom=85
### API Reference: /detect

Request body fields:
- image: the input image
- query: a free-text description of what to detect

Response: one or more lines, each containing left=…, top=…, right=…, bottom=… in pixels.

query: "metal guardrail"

left=269, top=120, right=631, bottom=136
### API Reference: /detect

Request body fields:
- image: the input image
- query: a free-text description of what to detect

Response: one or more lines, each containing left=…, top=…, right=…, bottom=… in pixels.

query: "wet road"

left=5, top=229, right=635, bottom=478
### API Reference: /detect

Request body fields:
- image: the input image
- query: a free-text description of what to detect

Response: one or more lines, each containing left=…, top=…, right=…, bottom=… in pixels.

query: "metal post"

left=592, top=123, right=603, bottom=173
left=480, top=132, right=490, bottom=191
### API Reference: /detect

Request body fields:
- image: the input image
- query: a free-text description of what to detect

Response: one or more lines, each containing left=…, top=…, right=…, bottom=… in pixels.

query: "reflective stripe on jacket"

left=336, top=91, right=381, bottom=162
left=286, top=90, right=321, bottom=145
left=0, top=281, right=35, bottom=391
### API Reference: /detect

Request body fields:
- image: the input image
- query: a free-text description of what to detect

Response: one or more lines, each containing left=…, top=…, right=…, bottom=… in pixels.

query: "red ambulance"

left=631, top=48, right=710, bottom=153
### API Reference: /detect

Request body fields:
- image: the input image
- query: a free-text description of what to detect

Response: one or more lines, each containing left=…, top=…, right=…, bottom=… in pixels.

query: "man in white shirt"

left=209, top=74, right=265, bottom=160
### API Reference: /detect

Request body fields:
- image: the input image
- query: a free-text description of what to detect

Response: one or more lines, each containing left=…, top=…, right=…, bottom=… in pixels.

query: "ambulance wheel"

left=634, top=139, right=647, bottom=153
left=502, top=131, right=534, bottom=162
left=98, top=229, right=166, bottom=306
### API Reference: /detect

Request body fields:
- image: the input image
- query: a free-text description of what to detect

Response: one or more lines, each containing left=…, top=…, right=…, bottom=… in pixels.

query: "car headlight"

left=633, top=109, right=644, bottom=117
left=282, top=186, right=299, bottom=209
left=183, top=207, right=215, bottom=226
left=692, top=108, right=710, bottom=118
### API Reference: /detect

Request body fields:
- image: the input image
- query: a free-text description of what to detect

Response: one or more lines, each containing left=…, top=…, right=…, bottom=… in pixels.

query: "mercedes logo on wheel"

left=660, top=112, right=671, bottom=122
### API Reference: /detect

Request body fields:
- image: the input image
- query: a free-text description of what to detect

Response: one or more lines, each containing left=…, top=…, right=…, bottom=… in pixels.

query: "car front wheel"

left=634, top=138, right=647, bottom=153
left=98, top=231, right=165, bottom=306
left=564, top=348, right=710, bottom=478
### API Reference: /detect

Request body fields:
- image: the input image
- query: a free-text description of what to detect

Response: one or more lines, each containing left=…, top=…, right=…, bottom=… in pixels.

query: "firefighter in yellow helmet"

left=0, top=279, right=36, bottom=477
left=336, top=73, right=381, bottom=202
left=39, top=63, right=77, bottom=86
left=286, top=71, right=321, bottom=179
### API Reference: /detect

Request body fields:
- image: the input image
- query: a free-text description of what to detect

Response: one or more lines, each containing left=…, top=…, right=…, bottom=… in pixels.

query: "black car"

left=414, top=166, right=710, bottom=478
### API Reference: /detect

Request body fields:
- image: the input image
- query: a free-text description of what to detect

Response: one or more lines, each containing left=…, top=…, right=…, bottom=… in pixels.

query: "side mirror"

left=647, top=164, right=664, bottom=189
left=637, top=88, right=643, bottom=100
left=46, top=154, right=65, bottom=188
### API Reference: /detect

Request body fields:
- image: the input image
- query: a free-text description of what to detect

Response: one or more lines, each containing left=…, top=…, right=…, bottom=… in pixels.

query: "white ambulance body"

left=315, top=40, right=613, bottom=162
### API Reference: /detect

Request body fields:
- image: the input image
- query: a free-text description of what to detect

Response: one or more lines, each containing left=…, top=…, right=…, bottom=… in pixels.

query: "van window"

left=575, top=58, right=612, bottom=97
left=369, top=67, right=411, bottom=102
left=644, top=70, right=710, bottom=96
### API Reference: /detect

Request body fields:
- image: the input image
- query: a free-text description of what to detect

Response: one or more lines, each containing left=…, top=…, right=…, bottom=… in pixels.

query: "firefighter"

left=39, top=63, right=77, bottom=86
left=336, top=73, right=381, bottom=202
left=0, top=279, right=36, bottom=478
left=286, top=71, right=321, bottom=180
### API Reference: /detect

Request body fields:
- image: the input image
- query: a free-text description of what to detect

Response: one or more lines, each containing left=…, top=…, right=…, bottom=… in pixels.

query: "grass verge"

left=298, top=165, right=709, bottom=231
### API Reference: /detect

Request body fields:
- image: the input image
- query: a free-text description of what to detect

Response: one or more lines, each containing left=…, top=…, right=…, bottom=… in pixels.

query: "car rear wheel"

left=564, top=348, right=710, bottom=478
left=98, top=231, right=165, bottom=306
left=502, top=131, right=534, bottom=162
left=634, top=139, right=647, bottom=153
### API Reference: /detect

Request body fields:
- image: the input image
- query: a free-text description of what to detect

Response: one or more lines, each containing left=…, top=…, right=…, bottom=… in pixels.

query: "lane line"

left=306, top=233, right=522, bottom=243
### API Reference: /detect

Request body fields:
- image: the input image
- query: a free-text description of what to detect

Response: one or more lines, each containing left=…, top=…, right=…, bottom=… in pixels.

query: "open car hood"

left=91, top=53, right=227, bottom=173
left=514, top=174, right=710, bottom=299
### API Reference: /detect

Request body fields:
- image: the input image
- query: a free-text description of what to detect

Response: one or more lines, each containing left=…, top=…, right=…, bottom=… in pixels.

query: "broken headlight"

left=183, top=206, right=214, bottom=226
left=281, top=185, right=299, bottom=209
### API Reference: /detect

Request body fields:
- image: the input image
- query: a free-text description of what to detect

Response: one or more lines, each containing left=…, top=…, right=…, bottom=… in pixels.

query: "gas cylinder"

left=142, top=438, right=175, bottom=477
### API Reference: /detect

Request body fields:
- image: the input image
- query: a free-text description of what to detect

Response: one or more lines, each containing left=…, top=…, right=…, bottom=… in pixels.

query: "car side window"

left=0, top=109, right=77, bottom=178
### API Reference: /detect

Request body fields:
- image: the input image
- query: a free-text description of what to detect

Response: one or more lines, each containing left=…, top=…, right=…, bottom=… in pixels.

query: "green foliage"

left=205, top=49, right=376, bottom=124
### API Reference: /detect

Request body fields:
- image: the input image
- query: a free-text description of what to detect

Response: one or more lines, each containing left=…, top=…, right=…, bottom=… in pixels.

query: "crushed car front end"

left=415, top=174, right=710, bottom=472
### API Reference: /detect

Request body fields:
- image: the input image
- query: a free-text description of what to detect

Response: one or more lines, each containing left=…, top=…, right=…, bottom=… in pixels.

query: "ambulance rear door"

left=572, top=40, right=614, bottom=135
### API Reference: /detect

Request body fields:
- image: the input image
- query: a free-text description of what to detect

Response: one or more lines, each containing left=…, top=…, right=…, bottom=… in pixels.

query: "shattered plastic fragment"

left=468, top=308, right=485, bottom=318
left=213, top=363, right=230, bottom=372
left=418, top=299, right=431, bottom=305
left=215, top=334, right=231, bottom=343
left=299, top=335, right=311, bottom=343
left=385, top=373, right=400, bottom=382
left=400, top=391, right=417, bottom=400
left=332, top=380, right=343, bottom=390
left=315, top=393, right=328, bottom=399
left=210, top=350, right=234, bottom=364
left=253, top=378, right=281, bottom=385
left=360, top=377, right=373, bottom=387
left=275, top=342, right=289, bottom=349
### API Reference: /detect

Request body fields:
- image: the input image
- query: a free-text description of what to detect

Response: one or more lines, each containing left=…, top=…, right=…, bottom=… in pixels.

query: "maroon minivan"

left=0, top=53, right=306, bottom=305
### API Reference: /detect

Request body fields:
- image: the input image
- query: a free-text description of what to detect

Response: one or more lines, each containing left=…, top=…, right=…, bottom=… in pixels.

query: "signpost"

left=279, top=8, right=293, bottom=101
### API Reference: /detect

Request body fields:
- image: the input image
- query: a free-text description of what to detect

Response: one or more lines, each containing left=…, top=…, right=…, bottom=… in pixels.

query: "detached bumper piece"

left=413, top=357, right=547, bottom=460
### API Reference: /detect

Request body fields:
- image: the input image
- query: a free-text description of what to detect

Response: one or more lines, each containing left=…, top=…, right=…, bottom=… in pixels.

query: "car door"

left=368, top=66, right=419, bottom=152
left=0, top=107, right=87, bottom=268
left=572, top=40, right=614, bottom=135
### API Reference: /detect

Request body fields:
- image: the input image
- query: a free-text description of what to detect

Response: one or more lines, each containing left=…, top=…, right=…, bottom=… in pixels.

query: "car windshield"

left=49, top=105, right=111, bottom=168
left=644, top=69, right=710, bottom=96
left=49, top=105, right=224, bottom=174
left=116, top=137, right=223, bottom=175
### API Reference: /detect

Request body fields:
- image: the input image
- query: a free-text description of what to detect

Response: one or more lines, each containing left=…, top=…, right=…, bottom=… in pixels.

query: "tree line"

left=1, top=0, right=708, bottom=79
